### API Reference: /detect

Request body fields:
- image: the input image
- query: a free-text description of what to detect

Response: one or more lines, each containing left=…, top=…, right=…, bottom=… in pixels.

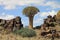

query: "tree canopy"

left=23, top=6, right=40, bottom=17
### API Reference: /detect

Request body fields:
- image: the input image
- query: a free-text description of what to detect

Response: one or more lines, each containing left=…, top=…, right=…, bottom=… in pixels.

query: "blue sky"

left=0, top=0, right=60, bottom=27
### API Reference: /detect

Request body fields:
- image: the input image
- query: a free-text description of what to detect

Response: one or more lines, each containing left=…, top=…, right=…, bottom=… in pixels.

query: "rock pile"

left=0, top=16, right=23, bottom=31
left=40, top=15, right=60, bottom=38
left=41, top=15, right=56, bottom=30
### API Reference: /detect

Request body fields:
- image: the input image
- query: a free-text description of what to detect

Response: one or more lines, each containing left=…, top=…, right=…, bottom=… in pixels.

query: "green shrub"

left=13, top=28, right=36, bottom=37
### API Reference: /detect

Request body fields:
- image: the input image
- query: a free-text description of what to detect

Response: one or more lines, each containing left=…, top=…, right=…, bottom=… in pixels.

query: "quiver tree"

left=23, top=6, right=40, bottom=29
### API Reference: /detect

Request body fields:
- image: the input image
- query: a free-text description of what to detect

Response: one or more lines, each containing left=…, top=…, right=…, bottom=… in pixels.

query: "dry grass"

left=0, top=30, right=48, bottom=40
left=0, top=26, right=60, bottom=40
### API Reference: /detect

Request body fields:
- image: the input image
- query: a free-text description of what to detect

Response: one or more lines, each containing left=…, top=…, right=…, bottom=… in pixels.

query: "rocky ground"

left=0, top=27, right=60, bottom=40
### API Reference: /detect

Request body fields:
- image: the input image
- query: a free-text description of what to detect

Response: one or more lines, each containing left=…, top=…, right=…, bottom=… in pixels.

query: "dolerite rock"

left=0, top=16, right=23, bottom=31
left=6, top=20, right=14, bottom=31
left=41, top=15, right=56, bottom=29
left=14, top=16, right=23, bottom=30
left=15, top=24, right=20, bottom=30
left=14, top=16, right=22, bottom=24
left=0, top=19, right=6, bottom=26
left=47, top=15, right=52, bottom=18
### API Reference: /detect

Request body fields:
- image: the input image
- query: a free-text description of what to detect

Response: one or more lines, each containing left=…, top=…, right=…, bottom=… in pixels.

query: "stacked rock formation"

left=40, top=15, right=60, bottom=38
left=42, top=15, right=56, bottom=29
left=0, top=16, right=23, bottom=31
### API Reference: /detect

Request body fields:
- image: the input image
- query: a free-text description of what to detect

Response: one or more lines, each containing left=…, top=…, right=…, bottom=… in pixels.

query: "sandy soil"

left=0, top=26, right=60, bottom=40
left=0, top=29, right=60, bottom=40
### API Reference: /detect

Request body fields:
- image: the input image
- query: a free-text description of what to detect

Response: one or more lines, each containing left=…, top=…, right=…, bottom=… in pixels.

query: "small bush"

left=13, top=28, right=36, bottom=37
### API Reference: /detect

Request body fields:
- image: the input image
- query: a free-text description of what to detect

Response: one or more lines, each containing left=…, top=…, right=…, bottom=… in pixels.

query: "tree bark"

left=29, top=16, right=34, bottom=29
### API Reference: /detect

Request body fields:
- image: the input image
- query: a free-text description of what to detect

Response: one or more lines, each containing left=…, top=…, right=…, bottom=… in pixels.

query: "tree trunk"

left=29, top=16, right=34, bottom=29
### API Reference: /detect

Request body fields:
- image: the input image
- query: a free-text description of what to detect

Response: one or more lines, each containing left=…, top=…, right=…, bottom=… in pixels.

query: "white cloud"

left=33, top=18, right=43, bottom=27
left=44, top=1, right=60, bottom=9
left=4, top=5, right=16, bottom=9
left=0, top=13, right=15, bottom=20
left=33, top=13, right=43, bottom=27
left=40, top=10, right=57, bottom=17
left=0, top=0, right=59, bottom=9
left=0, top=0, right=45, bottom=9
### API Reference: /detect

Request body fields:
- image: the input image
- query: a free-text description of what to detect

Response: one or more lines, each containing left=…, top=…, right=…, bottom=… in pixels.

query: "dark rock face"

left=41, top=15, right=56, bottom=30
left=0, top=16, right=23, bottom=31
left=0, top=19, right=6, bottom=26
